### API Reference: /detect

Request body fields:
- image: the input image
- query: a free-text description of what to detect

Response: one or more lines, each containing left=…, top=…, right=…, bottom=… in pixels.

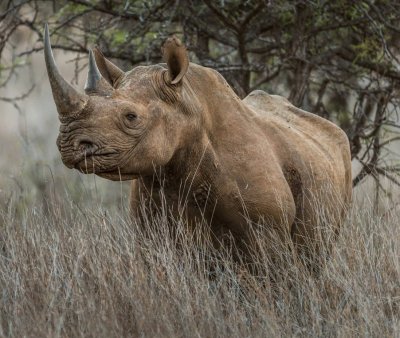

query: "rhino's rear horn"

left=43, top=23, right=88, bottom=117
left=84, top=49, right=114, bottom=95
left=92, top=46, right=124, bottom=87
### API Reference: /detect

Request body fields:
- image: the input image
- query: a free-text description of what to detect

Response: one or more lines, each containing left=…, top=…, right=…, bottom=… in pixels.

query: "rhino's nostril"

left=78, top=140, right=96, bottom=154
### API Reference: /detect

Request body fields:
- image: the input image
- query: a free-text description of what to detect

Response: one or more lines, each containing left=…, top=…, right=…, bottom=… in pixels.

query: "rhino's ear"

left=162, top=36, right=189, bottom=85
left=92, top=46, right=124, bottom=87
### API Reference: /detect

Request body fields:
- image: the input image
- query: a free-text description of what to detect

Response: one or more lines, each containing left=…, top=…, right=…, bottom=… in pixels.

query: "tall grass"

left=0, top=184, right=399, bottom=337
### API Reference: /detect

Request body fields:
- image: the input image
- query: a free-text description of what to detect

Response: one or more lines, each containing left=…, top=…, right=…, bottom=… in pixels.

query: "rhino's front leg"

left=129, top=179, right=160, bottom=224
left=129, top=179, right=140, bottom=220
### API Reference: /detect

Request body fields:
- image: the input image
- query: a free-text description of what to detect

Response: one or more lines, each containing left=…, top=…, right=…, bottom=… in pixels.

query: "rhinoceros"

left=43, top=24, right=352, bottom=263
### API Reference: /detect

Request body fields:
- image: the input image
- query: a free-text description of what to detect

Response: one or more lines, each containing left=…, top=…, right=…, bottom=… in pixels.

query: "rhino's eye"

left=125, top=113, right=137, bottom=121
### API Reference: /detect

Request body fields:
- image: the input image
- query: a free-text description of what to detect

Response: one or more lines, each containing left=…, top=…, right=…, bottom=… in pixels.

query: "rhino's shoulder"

left=243, top=90, right=290, bottom=109
left=243, top=90, right=297, bottom=122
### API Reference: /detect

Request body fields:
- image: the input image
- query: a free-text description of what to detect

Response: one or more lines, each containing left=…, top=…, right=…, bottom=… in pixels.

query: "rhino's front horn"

left=84, top=49, right=113, bottom=95
left=44, top=23, right=88, bottom=117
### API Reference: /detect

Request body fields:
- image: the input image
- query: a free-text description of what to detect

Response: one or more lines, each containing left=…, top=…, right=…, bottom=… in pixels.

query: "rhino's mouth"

left=96, top=171, right=138, bottom=181
left=72, top=152, right=138, bottom=181
left=73, top=150, right=119, bottom=173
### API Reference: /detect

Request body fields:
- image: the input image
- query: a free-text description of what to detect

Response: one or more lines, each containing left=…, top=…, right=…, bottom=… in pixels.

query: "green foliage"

left=352, top=37, right=383, bottom=63
left=56, top=3, right=88, bottom=19
left=276, top=3, right=296, bottom=26
left=105, top=28, right=128, bottom=48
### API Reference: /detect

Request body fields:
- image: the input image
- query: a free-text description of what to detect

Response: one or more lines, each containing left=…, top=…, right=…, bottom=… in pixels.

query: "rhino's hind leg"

left=283, top=166, right=323, bottom=270
left=290, top=186, right=345, bottom=273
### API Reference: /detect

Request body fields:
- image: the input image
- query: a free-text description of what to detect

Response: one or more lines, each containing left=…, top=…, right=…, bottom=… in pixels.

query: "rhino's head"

left=44, top=24, right=202, bottom=181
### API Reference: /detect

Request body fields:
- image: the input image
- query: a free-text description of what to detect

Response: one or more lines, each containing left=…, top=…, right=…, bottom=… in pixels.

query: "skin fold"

left=44, top=29, right=352, bottom=265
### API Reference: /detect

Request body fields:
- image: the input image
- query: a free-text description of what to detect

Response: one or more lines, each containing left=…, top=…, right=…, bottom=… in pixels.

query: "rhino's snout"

left=57, top=134, right=100, bottom=168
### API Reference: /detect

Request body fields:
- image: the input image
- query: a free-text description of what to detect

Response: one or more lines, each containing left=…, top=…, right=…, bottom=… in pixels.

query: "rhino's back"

left=243, top=90, right=349, bottom=160
left=243, top=90, right=346, bottom=146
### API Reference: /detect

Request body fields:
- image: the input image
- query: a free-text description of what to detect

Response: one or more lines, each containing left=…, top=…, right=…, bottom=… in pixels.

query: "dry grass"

left=0, top=183, right=399, bottom=338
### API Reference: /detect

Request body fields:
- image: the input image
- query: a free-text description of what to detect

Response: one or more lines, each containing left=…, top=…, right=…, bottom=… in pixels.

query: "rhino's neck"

left=162, top=65, right=257, bottom=194
left=186, top=65, right=255, bottom=139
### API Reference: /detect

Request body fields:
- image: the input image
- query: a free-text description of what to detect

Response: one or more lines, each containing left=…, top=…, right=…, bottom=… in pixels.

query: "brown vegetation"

left=0, top=187, right=399, bottom=337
